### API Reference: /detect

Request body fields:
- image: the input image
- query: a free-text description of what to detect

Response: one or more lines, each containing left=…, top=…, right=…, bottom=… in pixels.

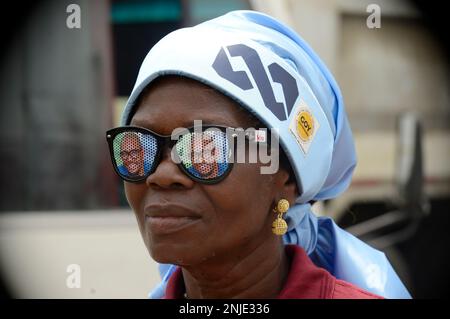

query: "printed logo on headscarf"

left=296, top=110, right=314, bottom=142
left=212, top=44, right=298, bottom=122
left=288, top=100, right=319, bottom=155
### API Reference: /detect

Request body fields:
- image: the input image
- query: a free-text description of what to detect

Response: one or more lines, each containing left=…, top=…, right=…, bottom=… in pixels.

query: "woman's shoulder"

left=332, top=279, right=384, bottom=299
left=282, top=245, right=383, bottom=299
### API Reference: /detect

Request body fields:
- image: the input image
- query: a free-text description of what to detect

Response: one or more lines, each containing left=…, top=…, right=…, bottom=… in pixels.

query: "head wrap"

left=121, top=10, right=411, bottom=299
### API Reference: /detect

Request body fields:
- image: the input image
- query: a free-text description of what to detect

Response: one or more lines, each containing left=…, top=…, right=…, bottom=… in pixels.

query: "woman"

left=106, top=10, right=411, bottom=299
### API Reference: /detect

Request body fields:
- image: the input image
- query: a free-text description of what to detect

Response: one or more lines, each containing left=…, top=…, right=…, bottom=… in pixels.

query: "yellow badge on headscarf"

left=289, top=100, right=319, bottom=155
left=296, top=110, right=314, bottom=142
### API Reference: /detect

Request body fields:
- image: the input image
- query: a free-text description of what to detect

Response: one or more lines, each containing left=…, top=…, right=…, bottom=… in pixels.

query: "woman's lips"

left=144, top=203, right=202, bottom=235
left=145, top=216, right=201, bottom=235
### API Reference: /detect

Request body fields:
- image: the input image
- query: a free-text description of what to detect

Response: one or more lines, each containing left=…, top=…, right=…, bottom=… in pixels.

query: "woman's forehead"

left=130, top=76, right=256, bottom=134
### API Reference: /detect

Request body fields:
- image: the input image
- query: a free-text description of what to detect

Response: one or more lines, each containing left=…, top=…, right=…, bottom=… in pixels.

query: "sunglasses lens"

left=176, top=130, right=231, bottom=182
left=112, top=131, right=158, bottom=181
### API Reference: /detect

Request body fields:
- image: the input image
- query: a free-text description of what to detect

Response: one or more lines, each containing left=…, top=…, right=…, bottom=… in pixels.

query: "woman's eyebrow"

left=129, top=117, right=155, bottom=129
left=131, top=117, right=238, bottom=129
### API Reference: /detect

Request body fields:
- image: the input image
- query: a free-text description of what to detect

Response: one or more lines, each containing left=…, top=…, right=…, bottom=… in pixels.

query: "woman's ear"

left=282, top=178, right=298, bottom=206
left=274, top=168, right=299, bottom=205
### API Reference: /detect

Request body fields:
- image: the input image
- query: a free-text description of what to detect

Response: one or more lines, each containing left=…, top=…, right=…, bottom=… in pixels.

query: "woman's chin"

left=148, top=242, right=200, bottom=266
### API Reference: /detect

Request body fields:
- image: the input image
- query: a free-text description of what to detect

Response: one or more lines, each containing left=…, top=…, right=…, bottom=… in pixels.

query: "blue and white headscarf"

left=121, top=10, right=411, bottom=299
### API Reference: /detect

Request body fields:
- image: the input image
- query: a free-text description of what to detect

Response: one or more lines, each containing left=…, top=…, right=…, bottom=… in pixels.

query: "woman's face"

left=126, top=76, right=293, bottom=266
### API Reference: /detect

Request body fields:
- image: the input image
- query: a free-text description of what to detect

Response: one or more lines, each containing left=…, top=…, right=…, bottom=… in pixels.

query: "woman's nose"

left=146, top=148, right=195, bottom=190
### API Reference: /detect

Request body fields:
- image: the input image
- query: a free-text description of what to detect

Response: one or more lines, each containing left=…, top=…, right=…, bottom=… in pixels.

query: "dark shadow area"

left=339, top=197, right=450, bottom=298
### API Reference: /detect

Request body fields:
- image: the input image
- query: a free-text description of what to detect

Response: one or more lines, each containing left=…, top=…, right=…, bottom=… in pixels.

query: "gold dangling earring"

left=272, top=199, right=289, bottom=235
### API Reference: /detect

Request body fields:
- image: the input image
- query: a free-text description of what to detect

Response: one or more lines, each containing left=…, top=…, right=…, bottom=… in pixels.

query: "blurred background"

left=0, top=0, right=448, bottom=298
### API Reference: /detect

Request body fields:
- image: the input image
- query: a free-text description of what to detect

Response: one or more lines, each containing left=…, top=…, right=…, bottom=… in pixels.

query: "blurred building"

left=0, top=0, right=117, bottom=211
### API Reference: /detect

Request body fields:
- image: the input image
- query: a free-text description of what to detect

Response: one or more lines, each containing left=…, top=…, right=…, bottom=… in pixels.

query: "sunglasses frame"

left=105, top=125, right=251, bottom=184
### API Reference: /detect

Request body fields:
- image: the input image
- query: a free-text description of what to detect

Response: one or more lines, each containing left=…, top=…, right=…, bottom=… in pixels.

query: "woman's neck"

left=181, top=237, right=289, bottom=299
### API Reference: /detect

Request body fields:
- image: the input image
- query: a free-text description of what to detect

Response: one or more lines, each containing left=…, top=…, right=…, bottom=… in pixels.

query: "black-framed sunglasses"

left=106, top=125, right=268, bottom=184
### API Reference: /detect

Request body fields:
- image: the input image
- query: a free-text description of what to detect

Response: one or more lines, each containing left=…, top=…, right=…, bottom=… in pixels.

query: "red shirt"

left=164, top=244, right=383, bottom=299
